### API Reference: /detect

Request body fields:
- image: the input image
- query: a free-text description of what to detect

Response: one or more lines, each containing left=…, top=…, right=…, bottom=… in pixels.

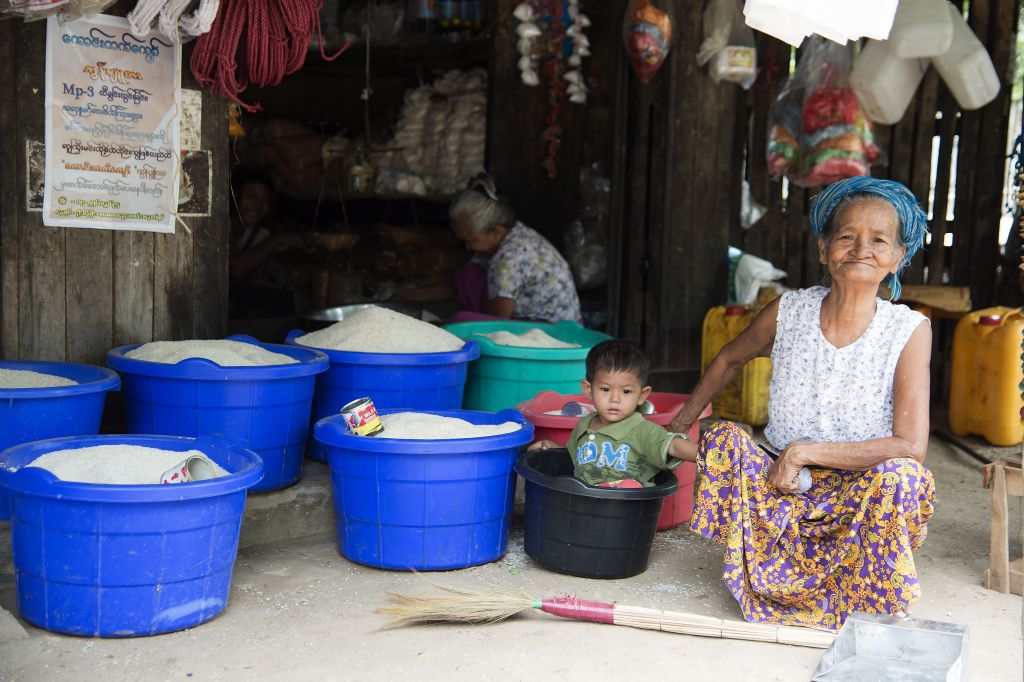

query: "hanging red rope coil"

left=191, top=0, right=349, bottom=113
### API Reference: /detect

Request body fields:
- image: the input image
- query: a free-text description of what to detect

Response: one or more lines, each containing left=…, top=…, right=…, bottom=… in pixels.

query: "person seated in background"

left=529, top=340, right=691, bottom=489
left=230, top=168, right=359, bottom=282
left=229, top=167, right=359, bottom=316
left=393, top=174, right=581, bottom=323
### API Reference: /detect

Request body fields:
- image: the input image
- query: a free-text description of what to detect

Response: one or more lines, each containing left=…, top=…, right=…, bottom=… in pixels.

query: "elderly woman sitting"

left=668, top=177, right=935, bottom=631
left=395, top=175, right=581, bottom=323
left=451, top=175, right=581, bottom=322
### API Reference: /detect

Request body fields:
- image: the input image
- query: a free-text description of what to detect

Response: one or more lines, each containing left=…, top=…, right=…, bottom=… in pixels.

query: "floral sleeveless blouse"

left=764, top=286, right=927, bottom=450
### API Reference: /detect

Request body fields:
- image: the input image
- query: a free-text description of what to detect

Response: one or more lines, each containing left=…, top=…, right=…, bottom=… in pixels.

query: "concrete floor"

left=1, top=437, right=1021, bottom=681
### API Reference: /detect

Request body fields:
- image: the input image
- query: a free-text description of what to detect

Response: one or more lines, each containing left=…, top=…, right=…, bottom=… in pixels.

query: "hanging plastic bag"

left=798, top=38, right=880, bottom=186
left=622, top=0, right=673, bottom=83
left=564, top=218, right=607, bottom=290
left=766, top=37, right=880, bottom=187
left=728, top=246, right=786, bottom=305
left=740, top=180, right=767, bottom=229
left=696, top=0, right=757, bottom=89
left=766, top=66, right=805, bottom=181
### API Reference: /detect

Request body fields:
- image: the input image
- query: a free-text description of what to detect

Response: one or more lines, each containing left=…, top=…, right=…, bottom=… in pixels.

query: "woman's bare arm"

left=668, top=297, right=781, bottom=433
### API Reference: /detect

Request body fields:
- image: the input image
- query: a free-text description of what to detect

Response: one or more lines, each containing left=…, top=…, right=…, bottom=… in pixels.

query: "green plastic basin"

left=443, top=320, right=612, bottom=411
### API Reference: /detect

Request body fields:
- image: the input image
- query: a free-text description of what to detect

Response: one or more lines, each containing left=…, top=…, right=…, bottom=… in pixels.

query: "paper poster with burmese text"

left=43, top=13, right=180, bottom=232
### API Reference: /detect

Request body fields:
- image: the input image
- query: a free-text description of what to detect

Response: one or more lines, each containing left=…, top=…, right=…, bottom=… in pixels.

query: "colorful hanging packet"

left=622, top=0, right=673, bottom=83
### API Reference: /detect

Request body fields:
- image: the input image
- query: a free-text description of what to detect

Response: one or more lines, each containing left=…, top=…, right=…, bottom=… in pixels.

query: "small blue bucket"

left=287, top=330, right=480, bottom=463
left=314, top=408, right=533, bottom=570
left=107, top=336, right=327, bottom=492
left=0, top=434, right=263, bottom=637
left=0, top=360, right=120, bottom=452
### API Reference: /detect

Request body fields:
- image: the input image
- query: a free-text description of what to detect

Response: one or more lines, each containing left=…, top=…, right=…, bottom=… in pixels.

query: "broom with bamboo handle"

left=378, top=585, right=836, bottom=649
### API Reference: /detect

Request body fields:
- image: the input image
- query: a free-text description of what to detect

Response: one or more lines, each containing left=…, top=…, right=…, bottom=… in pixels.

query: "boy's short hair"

left=585, top=340, right=650, bottom=385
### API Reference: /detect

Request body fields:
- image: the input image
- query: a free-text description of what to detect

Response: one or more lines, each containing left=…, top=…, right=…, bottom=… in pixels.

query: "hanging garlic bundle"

left=563, top=0, right=590, bottom=104
left=513, top=0, right=590, bottom=104
left=514, top=3, right=541, bottom=86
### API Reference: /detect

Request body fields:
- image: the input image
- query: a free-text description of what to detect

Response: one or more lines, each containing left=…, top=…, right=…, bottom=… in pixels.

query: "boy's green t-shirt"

left=567, top=412, right=684, bottom=487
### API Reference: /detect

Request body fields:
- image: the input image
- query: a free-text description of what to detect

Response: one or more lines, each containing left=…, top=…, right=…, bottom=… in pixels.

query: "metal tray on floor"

left=812, top=612, right=969, bottom=682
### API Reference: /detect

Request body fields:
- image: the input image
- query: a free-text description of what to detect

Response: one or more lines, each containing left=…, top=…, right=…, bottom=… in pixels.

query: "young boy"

left=528, top=340, right=698, bottom=488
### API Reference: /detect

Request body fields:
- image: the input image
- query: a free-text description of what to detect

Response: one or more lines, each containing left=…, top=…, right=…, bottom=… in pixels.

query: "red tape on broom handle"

left=538, top=596, right=616, bottom=624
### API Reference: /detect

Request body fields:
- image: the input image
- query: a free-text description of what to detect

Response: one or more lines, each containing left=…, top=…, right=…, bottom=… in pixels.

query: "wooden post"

left=988, top=462, right=1010, bottom=592
left=983, top=459, right=1024, bottom=595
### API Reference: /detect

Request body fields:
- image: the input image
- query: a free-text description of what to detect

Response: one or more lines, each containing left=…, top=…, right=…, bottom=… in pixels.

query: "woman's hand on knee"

left=768, top=441, right=812, bottom=494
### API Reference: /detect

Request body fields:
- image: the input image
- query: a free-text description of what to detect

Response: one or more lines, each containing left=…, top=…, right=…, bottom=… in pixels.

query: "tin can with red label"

left=160, top=455, right=219, bottom=484
left=341, top=396, right=383, bottom=436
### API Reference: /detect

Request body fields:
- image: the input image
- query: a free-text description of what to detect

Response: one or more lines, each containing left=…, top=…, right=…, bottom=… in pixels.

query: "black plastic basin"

left=515, top=448, right=678, bottom=579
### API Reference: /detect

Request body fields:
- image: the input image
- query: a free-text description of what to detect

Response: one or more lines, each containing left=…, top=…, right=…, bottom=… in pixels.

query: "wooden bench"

left=983, top=458, right=1024, bottom=594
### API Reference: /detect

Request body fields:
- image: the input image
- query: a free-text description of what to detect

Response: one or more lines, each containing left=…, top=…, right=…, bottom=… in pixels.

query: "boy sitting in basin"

left=528, top=340, right=696, bottom=488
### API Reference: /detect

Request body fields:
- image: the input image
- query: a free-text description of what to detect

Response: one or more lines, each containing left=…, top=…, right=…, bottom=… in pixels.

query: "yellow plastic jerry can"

left=701, top=305, right=772, bottom=425
left=949, top=307, right=1024, bottom=446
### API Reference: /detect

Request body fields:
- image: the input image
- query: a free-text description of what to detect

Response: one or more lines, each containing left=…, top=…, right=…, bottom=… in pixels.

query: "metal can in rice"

left=341, top=397, right=383, bottom=436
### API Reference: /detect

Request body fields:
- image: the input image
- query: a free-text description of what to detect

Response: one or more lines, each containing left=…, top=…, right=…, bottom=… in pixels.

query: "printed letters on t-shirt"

left=577, top=441, right=630, bottom=472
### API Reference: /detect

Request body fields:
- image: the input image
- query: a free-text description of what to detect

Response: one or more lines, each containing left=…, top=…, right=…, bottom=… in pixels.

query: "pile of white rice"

left=379, top=412, right=520, bottom=439
left=125, top=340, right=296, bottom=366
left=0, top=369, right=77, bottom=388
left=296, top=307, right=464, bottom=354
left=27, top=445, right=229, bottom=485
left=476, top=328, right=580, bottom=349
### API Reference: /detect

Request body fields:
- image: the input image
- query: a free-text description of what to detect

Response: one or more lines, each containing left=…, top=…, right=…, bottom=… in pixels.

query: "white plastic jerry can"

left=931, top=2, right=1000, bottom=110
left=851, top=38, right=929, bottom=125
left=888, top=0, right=954, bottom=58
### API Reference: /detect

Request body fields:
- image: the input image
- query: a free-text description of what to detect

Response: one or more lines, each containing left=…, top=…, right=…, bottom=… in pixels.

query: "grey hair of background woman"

left=448, top=176, right=517, bottom=236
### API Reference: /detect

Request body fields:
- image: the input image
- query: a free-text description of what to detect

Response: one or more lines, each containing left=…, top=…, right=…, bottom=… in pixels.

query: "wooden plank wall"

left=488, top=0, right=621, bottom=244
left=0, top=19, right=230, bottom=365
left=609, top=0, right=1021, bottom=392
left=609, top=0, right=744, bottom=390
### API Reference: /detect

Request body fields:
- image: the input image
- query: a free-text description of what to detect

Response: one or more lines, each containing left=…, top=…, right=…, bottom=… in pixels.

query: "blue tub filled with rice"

left=0, top=434, right=263, bottom=637
left=288, top=306, right=480, bottom=463
left=0, top=361, right=120, bottom=452
left=314, top=409, right=533, bottom=570
left=106, top=336, right=327, bottom=492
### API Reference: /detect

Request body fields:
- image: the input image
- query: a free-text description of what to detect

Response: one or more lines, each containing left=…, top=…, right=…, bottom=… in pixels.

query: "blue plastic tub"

left=0, top=434, right=263, bottom=637
left=287, top=330, right=480, bottom=463
left=314, top=408, right=534, bottom=570
left=0, top=360, right=120, bottom=452
left=106, top=336, right=327, bottom=492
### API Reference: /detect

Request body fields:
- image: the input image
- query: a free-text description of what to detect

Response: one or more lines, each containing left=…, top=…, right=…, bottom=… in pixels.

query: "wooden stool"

left=983, top=459, right=1024, bottom=594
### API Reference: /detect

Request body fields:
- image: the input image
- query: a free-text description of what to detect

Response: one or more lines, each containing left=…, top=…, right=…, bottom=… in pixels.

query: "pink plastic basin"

left=515, top=390, right=713, bottom=531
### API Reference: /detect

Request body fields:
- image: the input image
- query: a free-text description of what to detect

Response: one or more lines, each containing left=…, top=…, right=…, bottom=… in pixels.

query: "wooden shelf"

left=302, top=38, right=491, bottom=74
left=336, top=192, right=455, bottom=202
left=278, top=190, right=454, bottom=204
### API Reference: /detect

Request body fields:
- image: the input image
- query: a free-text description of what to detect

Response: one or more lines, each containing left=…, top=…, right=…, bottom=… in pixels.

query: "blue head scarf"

left=809, top=177, right=929, bottom=301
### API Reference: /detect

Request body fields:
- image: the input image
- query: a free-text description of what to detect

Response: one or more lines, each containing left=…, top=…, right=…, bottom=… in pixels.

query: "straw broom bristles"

left=378, top=584, right=535, bottom=626
left=378, top=586, right=836, bottom=649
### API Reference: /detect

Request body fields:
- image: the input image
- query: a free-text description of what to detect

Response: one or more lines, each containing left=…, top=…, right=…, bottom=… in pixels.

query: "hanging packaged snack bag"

left=767, top=37, right=880, bottom=187
left=622, top=0, right=673, bottom=83
left=697, top=0, right=758, bottom=88
left=766, top=70, right=805, bottom=180
left=797, top=38, right=879, bottom=186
